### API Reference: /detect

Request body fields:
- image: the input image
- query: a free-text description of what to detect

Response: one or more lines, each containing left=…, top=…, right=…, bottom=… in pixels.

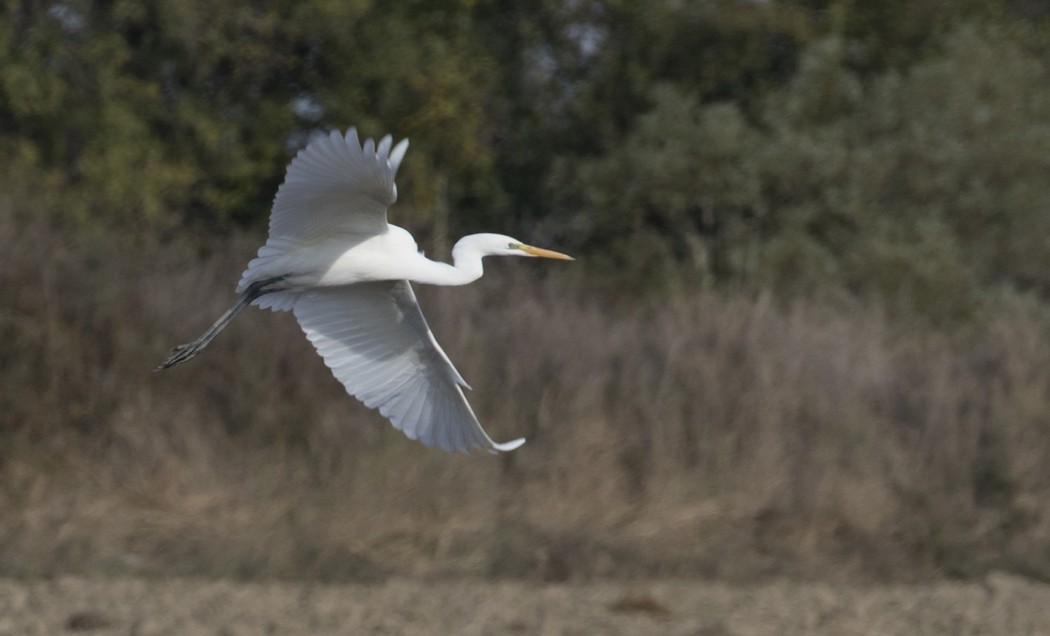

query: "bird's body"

left=158, top=127, right=572, bottom=453
left=243, top=227, right=419, bottom=289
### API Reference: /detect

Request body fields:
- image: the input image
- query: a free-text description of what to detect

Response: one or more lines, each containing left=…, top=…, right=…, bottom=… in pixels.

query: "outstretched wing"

left=269, top=128, right=409, bottom=241
left=292, top=281, right=525, bottom=453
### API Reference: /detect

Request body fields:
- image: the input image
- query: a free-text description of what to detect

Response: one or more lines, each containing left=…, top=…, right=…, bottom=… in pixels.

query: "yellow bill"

left=520, top=245, right=574, bottom=260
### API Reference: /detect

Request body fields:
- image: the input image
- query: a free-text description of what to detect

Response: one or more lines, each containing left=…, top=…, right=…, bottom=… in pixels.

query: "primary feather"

left=268, top=128, right=407, bottom=241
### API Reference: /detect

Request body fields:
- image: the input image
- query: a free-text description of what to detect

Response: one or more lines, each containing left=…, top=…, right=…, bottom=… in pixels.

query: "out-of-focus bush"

left=3, top=4, right=1048, bottom=318
left=569, top=27, right=1050, bottom=317
left=0, top=0, right=506, bottom=236
left=6, top=204, right=1050, bottom=581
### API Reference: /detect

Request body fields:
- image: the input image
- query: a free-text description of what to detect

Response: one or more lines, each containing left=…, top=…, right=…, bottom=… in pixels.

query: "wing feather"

left=292, top=281, right=524, bottom=453
left=268, top=128, right=410, bottom=242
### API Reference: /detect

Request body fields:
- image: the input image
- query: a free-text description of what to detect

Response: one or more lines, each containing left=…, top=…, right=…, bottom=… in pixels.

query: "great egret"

left=157, top=128, right=572, bottom=453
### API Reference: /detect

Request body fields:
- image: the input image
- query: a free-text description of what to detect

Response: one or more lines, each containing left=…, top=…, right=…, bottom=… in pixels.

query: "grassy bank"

left=3, top=204, right=1050, bottom=583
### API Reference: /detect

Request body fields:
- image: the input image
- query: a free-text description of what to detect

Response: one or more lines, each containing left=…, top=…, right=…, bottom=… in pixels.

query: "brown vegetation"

left=4, top=202, right=1050, bottom=583
left=6, top=573, right=1050, bottom=635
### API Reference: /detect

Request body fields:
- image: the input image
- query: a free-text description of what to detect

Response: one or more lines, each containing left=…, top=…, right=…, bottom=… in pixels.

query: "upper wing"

left=292, top=281, right=525, bottom=453
left=268, top=128, right=409, bottom=241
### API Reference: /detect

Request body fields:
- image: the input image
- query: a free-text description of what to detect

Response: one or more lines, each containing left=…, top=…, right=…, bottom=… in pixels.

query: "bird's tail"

left=155, top=277, right=283, bottom=371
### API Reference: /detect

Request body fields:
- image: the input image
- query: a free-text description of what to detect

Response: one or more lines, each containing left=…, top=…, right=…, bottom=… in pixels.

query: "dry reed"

left=3, top=204, right=1050, bottom=583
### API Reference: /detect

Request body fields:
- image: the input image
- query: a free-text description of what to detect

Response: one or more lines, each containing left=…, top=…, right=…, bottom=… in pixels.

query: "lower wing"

left=292, top=281, right=525, bottom=453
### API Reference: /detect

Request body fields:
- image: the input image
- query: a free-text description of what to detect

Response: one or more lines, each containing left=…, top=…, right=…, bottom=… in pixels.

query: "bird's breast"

left=313, top=230, right=421, bottom=287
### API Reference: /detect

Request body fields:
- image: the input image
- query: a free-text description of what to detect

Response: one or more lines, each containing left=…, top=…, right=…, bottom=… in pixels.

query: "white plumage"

left=158, top=127, right=572, bottom=453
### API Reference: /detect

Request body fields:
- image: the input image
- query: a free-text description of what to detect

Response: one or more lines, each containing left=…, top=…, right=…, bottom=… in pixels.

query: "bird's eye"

left=508, top=242, right=519, bottom=249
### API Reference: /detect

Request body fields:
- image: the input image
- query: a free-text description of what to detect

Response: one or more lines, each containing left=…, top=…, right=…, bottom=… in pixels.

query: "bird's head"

left=461, top=233, right=574, bottom=260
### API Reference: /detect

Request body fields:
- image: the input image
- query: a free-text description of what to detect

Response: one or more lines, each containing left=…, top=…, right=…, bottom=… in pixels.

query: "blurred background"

left=3, top=0, right=1050, bottom=585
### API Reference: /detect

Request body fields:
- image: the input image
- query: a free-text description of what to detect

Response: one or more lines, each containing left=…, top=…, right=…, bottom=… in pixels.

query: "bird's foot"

left=155, top=341, right=204, bottom=371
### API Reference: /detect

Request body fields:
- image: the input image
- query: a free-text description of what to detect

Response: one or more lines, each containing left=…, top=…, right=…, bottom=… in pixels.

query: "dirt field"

left=1, top=573, right=1049, bottom=635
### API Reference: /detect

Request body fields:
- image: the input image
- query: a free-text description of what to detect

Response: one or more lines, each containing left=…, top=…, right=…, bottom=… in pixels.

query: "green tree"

left=569, top=26, right=1050, bottom=315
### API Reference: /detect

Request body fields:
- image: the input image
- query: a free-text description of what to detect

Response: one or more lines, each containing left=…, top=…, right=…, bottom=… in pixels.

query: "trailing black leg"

left=155, top=277, right=285, bottom=371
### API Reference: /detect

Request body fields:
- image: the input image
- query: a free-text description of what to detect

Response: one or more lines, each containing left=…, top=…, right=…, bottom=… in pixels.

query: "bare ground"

left=2, top=573, right=1050, bottom=635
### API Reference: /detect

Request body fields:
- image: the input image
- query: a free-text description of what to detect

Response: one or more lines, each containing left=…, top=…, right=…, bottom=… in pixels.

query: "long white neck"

left=406, top=235, right=490, bottom=286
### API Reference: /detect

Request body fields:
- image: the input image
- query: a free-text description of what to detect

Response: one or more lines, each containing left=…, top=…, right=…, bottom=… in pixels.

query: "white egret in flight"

left=158, top=128, right=572, bottom=453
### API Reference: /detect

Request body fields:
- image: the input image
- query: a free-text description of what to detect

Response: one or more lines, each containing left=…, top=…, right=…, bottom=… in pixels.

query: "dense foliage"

left=2, top=0, right=1049, bottom=308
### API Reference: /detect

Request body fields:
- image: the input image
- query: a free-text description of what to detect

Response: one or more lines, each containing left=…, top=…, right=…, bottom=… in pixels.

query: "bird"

left=157, top=127, right=573, bottom=453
